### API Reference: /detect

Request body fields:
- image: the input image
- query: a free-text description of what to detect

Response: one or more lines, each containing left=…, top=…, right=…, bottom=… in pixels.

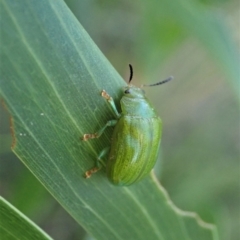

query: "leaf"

left=0, top=0, right=219, bottom=239
left=0, top=196, right=52, bottom=240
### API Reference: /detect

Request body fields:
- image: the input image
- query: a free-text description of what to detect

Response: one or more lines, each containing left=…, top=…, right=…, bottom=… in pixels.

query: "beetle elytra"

left=82, top=64, right=173, bottom=186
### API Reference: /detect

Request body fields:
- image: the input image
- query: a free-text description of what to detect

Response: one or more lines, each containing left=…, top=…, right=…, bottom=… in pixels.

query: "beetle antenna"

left=129, top=64, right=133, bottom=83
left=142, top=76, right=173, bottom=87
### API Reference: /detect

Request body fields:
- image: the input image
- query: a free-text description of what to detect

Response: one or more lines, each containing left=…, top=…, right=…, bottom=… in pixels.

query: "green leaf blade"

left=0, top=197, right=53, bottom=240
left=0, top=0, right=219, bottom=239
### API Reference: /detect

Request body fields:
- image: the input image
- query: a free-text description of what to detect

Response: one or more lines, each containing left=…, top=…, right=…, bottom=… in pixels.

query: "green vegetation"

left=0, top=0, right=239, bottom=239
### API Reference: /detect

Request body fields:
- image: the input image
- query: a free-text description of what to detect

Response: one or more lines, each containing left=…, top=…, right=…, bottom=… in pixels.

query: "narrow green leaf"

left=0, top=197, right=52, bottom=240
left=0, top=0, right=219, bottom=239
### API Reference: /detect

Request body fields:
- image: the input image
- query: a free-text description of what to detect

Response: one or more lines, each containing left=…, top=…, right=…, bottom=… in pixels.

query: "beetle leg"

left=101, top=90, right=121, bottom=119
left=82, top=120, right=117, bottom=141
left=84, top=147, right=110, bottom=178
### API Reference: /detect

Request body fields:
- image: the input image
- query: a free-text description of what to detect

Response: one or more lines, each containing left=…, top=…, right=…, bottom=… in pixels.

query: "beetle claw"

left=101, top=90, right=111, bottom=100
left=82, top=133, right=97, bottom=141
left=84, top=167, right=100, bottom=178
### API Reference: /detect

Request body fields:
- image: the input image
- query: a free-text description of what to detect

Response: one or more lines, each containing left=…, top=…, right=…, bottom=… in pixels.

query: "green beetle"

left=83, top=65, right=172, bottom=186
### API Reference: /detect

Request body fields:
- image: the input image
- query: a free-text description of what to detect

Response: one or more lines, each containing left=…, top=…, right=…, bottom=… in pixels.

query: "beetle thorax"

left=120, top=90, right=157, bottom=117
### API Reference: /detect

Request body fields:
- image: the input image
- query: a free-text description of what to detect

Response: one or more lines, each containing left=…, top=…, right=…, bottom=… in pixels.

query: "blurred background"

left=0, top=0, right=239, bottom=239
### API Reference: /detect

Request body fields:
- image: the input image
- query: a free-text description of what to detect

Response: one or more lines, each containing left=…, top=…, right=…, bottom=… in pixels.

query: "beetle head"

left=123, top=86, right=145, bottom=98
